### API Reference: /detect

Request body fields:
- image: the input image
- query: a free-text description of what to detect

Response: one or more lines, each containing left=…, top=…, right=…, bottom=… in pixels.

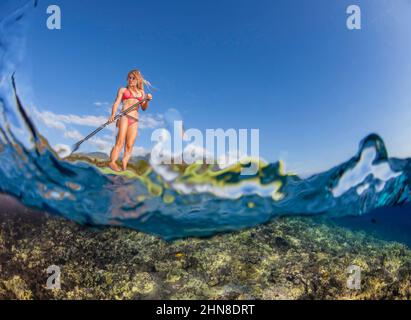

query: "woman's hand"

left=108, top=114, right=116, bottom=123
left=142, top=94, right=152, bottom=111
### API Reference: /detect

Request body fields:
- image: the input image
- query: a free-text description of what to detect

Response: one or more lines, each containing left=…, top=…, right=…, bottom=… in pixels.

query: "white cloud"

left=86, top=136, right=149, bottom=156
left=52, top=143, right=71, bottom=158
left=31, top=107, right=108, bottom=129
left=31, top=106, right=164, bottom=131
left=93, top=101, right=110, bottom=107
left=64, top=130, right=83, bottom=140
left=29, top=105, right=160, bottom=156
left=33, top=109, right=66, bottom=130
left=139, top=113, right=165, bottom=129
left=132, top=146, right=149, bottom=156
left=52, top=140, right=148, bottom=158
left=87, top=136, right=114, bottom=153
left=55, top=114, right=107, bottom=127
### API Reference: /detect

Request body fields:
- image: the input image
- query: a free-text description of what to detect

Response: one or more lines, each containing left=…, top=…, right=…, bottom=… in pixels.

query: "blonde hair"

left=127, top=69, right=154, bottom=92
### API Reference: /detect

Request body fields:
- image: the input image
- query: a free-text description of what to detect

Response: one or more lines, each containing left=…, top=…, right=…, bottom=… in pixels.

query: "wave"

left=1, top=0, right=410, bottom=240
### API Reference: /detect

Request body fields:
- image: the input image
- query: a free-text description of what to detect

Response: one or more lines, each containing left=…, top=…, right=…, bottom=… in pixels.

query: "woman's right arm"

left=109, top=88, right=124, bottom=122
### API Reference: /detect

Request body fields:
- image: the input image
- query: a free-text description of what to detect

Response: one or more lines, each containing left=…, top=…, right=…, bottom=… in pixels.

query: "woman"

left=108, top=69, right=152, bottom=171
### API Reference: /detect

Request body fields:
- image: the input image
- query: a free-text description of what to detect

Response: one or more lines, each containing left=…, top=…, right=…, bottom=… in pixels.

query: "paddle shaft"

left=71, top=97, right=149, bottom=154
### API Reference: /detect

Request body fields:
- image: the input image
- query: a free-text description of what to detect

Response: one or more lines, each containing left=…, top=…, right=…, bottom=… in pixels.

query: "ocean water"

left=0, top=1, right=410, bottom=242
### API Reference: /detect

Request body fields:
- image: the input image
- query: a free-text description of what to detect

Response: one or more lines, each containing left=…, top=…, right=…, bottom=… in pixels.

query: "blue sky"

left=16, top=0, right=411, bottom=175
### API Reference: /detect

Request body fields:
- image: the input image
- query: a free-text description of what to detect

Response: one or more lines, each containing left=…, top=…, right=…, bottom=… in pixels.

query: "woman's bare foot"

left=108, top=161, right=121, bottom=172
left=121, top=162, right=128, bottom=171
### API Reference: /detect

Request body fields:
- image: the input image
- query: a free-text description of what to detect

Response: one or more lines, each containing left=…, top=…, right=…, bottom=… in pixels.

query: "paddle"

left=69, top=96, right=149, bottom=155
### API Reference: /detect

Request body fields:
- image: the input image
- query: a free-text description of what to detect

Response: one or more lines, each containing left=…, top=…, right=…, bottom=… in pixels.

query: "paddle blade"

left=70, top=141, right=82, bottom=156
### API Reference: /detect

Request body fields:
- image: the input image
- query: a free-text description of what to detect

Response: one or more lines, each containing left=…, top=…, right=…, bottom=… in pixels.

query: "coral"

left=1, top=276, right=32, bottom=299
left=0, top=195, right=410, bottom=300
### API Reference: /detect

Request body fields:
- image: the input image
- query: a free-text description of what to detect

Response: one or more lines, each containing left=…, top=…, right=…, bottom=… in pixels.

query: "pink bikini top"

left=122, top=89, right=144, bottom=101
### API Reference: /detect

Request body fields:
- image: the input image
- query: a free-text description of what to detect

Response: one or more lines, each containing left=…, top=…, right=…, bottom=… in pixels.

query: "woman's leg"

left=109, top=117, right=128, bottom=171
left=122, top=122, right=138, bottom=171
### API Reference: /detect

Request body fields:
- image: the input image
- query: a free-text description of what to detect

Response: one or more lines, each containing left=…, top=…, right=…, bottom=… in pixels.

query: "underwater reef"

left=0, top=193, right=410, bottom=300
